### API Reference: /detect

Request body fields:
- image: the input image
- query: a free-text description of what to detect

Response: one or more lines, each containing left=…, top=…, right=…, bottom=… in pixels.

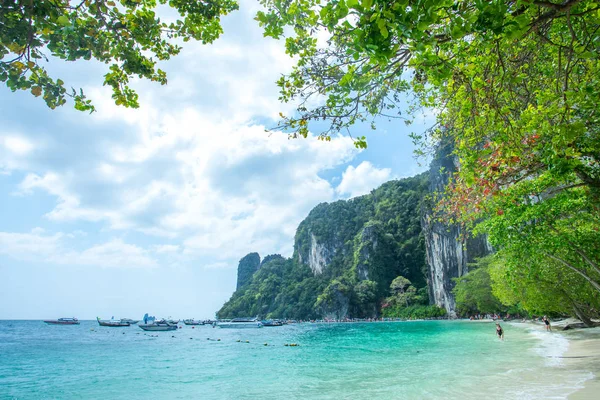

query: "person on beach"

left=542, top=316, right=551, bottom=332
left=496, top=323, right=504, bottom=341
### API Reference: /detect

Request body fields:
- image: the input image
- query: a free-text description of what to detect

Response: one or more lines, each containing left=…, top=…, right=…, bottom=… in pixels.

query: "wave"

left=525, top=327, right=570, bottom=366
left=508, top=323, right=594, bottom=398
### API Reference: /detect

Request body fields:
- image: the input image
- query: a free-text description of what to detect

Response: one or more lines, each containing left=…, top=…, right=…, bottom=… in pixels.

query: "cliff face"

left=293, top=200, right=363, bottom=276
left=422, top=142, right=492, bottom=316
left=236, top=252, right=261, bottom=290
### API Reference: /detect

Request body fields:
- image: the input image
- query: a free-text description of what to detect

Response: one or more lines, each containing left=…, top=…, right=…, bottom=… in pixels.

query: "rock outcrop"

left=305, top=232, right=335, bottom=275
left=236, top=252, right=261, bottom=289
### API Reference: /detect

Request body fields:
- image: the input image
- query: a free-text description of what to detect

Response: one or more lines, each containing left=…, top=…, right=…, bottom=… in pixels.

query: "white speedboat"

left=216, top=317, right=263, bottom=328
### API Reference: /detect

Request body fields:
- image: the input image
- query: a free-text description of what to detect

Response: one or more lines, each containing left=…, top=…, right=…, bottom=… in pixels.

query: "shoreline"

left=562, top=325, right=600, bottom=399
left=507, top=319, right=600, bottom=399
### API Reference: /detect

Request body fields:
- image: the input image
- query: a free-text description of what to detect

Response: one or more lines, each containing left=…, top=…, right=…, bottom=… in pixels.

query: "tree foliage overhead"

left=0, top=0, right=238, bottom=111
left=489, top=248, right=600, bottom=324
left=258, top=0, right=600, bottom=316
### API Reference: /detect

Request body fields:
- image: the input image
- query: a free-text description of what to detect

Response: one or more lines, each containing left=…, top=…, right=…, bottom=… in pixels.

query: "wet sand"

left=564, top=326, right=600, bottom=399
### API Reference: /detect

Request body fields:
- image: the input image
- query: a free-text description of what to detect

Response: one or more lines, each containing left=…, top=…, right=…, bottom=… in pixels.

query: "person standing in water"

left=542, top=315, right=551, bottom=331
left=496, top=323, right=504, bottom=341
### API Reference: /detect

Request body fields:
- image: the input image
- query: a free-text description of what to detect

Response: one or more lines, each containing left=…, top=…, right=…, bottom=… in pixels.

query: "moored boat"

left=183, top=319, right=204, bottom=325
left=138, top=320, right=178, bottom=331
left=120, top=318, right=139, bottom=325
left=216, top=317, right=263, bottom=328
left=97, top=317, right=130, bottom=327
left=43, top=318, right=80, bottom=325
left=261, top=319, right=283, bottom=327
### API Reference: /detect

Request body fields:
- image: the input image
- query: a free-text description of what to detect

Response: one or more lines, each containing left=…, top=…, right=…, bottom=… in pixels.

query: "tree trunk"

left=544, top=252, right=600, bottom=293
left=571, top=303, right=594, bottom=327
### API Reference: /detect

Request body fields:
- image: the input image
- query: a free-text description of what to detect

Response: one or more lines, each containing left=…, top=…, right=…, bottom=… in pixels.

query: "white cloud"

left=0, top=231, right=64, bottom=260
left=31, top=227, right=45, bottom=235
left=0, top=231, right=156, bottom=268
left=16, top=172, right=124, bottom=226
left=203, top=261, right=231, bottom=270
left=153, top=244, right=180, bottom=254
left=336, top=161, right=393, bottom=199
left=2, top=135, right=35, bottom=155
left=65, top=239, right=157, bottom=268
left=0, top=0, right=378, bottom=272
left=12, top=101, right=358, bottom=258
left=0, top=134, right=38, bottom=172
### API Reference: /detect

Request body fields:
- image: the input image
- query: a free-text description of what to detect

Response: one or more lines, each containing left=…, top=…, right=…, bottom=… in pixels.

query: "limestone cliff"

left=236, top=252, right=261, bottom=290
left=218, top=176, right=430, bottom=320
left=422, top=141, right=492, bottom=316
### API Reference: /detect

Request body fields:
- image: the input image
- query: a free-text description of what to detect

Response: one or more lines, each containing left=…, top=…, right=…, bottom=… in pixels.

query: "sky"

left=0, top=1, right=435, bottom=320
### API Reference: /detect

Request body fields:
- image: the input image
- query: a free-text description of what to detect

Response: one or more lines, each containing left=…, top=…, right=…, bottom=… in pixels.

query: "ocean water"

left=0, top=320, right=591, bottom=399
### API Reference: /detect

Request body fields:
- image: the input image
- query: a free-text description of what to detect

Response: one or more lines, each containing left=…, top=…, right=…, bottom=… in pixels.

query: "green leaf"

left=347, top=0, right=359, bottom=8
left=57, top=16, right=70, bottom=26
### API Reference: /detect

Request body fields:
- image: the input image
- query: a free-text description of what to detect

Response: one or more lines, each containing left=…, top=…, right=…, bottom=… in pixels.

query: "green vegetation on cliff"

left=236, top=253, right=261, bottom=290
left=217, top=174, right=432, bottom=320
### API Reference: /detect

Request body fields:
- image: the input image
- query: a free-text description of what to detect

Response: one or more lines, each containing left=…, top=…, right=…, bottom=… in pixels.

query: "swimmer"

left=496, top=323, right=504, bottom=341
left=542, top=316, right=551, bottom=332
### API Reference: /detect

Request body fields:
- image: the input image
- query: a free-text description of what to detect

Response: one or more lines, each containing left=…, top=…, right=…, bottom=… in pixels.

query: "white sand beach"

left=563, top=325, right=600, bottom=399
left=512, top=318, right=600, bottom=399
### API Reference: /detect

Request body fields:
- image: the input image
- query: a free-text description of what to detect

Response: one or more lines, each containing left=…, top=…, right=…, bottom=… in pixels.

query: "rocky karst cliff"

left=218, top=176, right=430, bottom=320
left=236, top=252, right=261, bottom=290
left=422, top=141, right=493, bottom=316
left=220, top=149, right=492, bottom=319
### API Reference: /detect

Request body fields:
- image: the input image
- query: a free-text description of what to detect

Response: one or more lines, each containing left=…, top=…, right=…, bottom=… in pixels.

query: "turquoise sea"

left=0, top=320, right=592, bottom=399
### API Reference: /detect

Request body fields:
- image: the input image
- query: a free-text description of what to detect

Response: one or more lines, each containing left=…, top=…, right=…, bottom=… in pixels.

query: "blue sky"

left=0, top=1, right=434, bottom=320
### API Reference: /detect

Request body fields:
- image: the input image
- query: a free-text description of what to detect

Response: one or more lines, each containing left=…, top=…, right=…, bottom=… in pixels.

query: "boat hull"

left=138, top=324, right=178, bottom=331
left=98, top=321, right=130, bottom=327
left=43, top=320, right=80, bottom=325
left=262, top=322, right=283, bottom=327
left=216, top=321, right=263, bottom=328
